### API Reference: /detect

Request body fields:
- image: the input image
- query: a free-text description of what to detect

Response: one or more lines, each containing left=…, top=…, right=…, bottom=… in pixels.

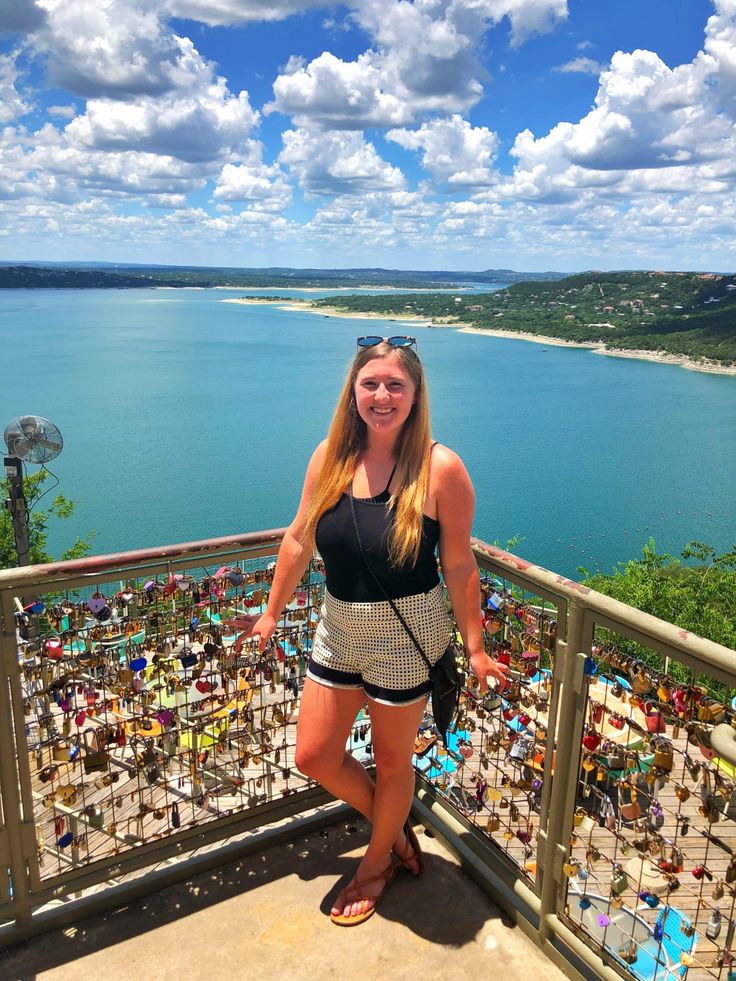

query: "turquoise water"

left=1, top=287, right=735, bottom=579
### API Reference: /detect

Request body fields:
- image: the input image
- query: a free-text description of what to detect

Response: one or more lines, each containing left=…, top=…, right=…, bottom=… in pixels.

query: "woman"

left=241, top=336, right=509, bottom=925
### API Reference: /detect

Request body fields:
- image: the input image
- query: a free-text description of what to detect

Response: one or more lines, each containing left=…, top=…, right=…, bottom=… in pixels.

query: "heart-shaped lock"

left=562, top=859, right=580, bottom=878
left=87, top=592, right=107, bottom=614
left=675, top=783, right=690, bottom=802
left=582, top=730, right=601, bottom=751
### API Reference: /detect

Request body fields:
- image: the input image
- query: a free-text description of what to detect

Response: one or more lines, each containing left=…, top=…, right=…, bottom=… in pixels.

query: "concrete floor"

left=0, top=819, right=569, bottom=981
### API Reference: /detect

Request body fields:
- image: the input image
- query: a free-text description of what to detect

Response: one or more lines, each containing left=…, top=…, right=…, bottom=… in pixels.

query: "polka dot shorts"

left=307, top=583, right=453, bottom=706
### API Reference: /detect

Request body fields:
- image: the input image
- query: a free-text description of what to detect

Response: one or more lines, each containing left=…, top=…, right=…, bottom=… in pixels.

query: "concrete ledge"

left=0, top=818, right=568, bottom=981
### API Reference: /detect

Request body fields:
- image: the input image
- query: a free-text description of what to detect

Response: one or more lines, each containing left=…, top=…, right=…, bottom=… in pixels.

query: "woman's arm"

left=233, top=441, right=327, bottom=651
left=435, top=447, right=509, bottom=694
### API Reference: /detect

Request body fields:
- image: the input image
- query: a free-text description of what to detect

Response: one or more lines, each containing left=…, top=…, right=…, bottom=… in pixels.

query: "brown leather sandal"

left=393, top=820, right=425, bottom=876
left=330, top=863, right=397, bottom=926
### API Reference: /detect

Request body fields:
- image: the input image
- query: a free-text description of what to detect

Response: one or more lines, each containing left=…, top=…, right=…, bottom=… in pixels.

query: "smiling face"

left=353, top=349, right=417, bottom=436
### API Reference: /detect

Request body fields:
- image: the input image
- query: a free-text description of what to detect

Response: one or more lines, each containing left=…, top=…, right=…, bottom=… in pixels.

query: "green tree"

left=0, top=471, right=95, bottom=569
left=581, top=538, right=736, bottom=696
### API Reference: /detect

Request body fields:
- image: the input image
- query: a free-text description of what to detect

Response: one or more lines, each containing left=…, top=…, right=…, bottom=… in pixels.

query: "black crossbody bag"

left=348, top=485, right=460, bottom=747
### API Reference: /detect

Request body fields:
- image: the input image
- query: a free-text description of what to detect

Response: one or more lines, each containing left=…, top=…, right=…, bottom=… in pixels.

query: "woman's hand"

left=468, top=650, right=510, bottom=695
left=248, top=611, right=277, bottom=652
left=222, top=613, right=260, bottom=634
left=222, top=611, right=277, bottom=653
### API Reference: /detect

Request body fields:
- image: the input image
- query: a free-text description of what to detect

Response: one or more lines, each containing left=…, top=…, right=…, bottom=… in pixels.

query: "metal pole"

left=4, top=456, right=30, bottom=567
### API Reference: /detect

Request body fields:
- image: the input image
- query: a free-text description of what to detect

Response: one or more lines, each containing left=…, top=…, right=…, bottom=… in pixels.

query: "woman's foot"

left=330, top=856, right=397, bottom=924
left=392, top=822, right=424, bottom=876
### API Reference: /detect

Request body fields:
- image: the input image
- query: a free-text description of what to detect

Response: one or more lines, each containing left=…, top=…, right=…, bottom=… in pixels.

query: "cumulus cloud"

left=165, top=0, right=331, bottom=25
left=269, top=0, right=569, bottom=128
left=704, top=0, right=736, bottom=104
left=0, top=0, right=46, bottom=35
left=33, top=0, right=191, bottom=99
left=519, top=51, right=731, bottom=176
left=0, top=52, right=32, bottom=122
left=22, top=1, right=262, bottom=176
left=495, top=1, right=736, bottom=213
left=47, top=103, right=77, bottom=118
left=279, top=127, right=405, bottom=196
left=387, top=114, right=500, bottom=186
left=213, top=141, right=292, bottom=211
left=0, top=0, right=274, bottom=225
left=554, top=56, right=605, bottom=75
left=66, top=64, right=258, bottom=163
left=270, top=51, right=412, bottom=129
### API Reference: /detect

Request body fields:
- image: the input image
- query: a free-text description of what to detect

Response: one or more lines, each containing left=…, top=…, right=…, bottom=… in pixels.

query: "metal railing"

left=1, top=531, right=735, bottom=981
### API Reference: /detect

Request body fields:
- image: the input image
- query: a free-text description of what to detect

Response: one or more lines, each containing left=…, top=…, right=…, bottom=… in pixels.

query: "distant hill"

left=310, top=270, right=736, bottom=366
left=0, top=262, right=564, bottom=290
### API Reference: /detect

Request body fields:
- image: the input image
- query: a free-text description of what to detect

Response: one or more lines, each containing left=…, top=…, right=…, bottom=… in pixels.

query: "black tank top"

left=315, top=463, right=441, bottom=602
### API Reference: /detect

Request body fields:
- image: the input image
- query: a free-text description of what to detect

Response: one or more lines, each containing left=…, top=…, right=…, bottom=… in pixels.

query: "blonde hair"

left=303, top=342, right=433, bottom=567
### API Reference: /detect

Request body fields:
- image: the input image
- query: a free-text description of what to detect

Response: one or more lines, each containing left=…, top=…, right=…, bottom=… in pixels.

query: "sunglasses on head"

left=356, top=335, right=417, bottom=350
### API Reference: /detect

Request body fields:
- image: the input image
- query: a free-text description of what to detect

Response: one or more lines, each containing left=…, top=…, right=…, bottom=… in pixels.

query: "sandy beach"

left=218, top=285, right=439, bottom=293
left=592, top=347, right=736, bottom=376
left=222, top=296, right=433, bottom=324
left=222, top=298, right=736, bottom=376
left=459, top=326, right=736, bottom=376
left=458, top=326, right=599, bottom=350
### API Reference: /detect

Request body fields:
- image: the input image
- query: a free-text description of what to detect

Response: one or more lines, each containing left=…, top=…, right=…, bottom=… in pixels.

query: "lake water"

left=1, top=287, right=735, bottom=580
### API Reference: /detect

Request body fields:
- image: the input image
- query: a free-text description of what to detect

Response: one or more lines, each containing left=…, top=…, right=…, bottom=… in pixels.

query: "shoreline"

left=460, top=326, right=736, bottom=376
left=214, top=284, right=463, bottom=293
left=221, top=298, right=736, bottom=376
left=222, top=296, right=434, bottom=324
left=458, top=326, right=600, bottom=350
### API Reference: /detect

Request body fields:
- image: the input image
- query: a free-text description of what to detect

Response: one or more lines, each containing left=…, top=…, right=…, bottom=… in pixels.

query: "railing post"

left=0, top=589, right=36, bottom=934
left=537, top=596, right=590, bottom=942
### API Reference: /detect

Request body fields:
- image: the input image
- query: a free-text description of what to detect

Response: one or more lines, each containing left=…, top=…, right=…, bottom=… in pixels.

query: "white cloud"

left=279, top=127, right=405, bottom=196
left=475, top=0, right=569, bottom=47
left=269, top=0, right=569, bottom=129
left=26, top=2, right=261, bottom=172
left=0, top=0, right=47, bottom=35
left=66, top=63, right=258, bottom=163
left=35, top=0, right=188, bottom=99
left=213, top=141, right=292, bottom=211
left=165, top=0, right=331, bottom=26
left=0, top=52, right=32, bottom=122
left=499, top=5, right=736, bottom=208
left=269, top=51, right=412, bottom=129
left=47, top=103, right=77, bottom=118
left=0, top=118, right=212, bottom=206
left=704, top=0, right=736, bottom=104
left=554, top=56, right=604, bottom=75
left=387, top=114, right=499, bottom=186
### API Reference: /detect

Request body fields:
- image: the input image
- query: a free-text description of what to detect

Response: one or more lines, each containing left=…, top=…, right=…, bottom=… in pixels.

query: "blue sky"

left=0, top=0, right=733, bottom=271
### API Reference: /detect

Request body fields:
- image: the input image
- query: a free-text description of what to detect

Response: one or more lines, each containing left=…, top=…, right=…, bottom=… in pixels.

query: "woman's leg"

left=294, top=678, right=376, bottom=820
left=333, top=695, right=427, bottom=919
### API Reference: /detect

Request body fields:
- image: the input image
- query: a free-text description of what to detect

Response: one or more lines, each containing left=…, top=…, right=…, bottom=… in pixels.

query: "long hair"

left=303, top=342, right=433, bottom=567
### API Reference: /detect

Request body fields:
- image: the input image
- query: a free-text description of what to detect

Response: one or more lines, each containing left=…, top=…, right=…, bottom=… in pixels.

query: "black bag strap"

left=348, top=484, right=433, bottom=677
